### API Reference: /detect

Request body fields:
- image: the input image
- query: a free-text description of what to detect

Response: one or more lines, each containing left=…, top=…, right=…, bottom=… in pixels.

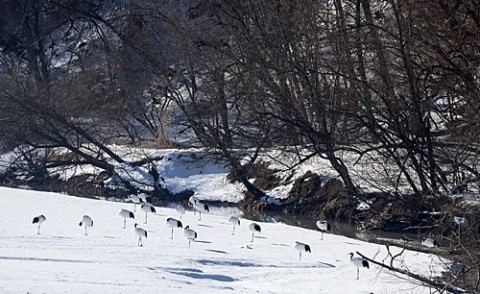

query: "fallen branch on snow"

left=356, top=250, right=464, bottom=293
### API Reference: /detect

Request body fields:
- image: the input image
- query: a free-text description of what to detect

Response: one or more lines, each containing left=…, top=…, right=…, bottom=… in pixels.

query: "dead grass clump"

left=285, top=171, right=348, bottom=204
left=321, top=195, right=358, bottom=220
left=285, top=171, right=322, bottom=204
left=250, top=161, right=281, bottom=190
left=227, top=161, right=281, bottom=190
left=238, top=192, right=269, bottom=214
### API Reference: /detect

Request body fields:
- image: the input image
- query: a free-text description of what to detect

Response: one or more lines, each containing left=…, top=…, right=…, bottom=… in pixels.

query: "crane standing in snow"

left=176, top=204, right=185, bottom=219
left=134, top=223, right=147, bottom=247
left=294, top=241, right=311, bottom=261
left=32, top=215, right=46, bottom=235
left=349, top=252, right=369, bottom=280
left=189, top=196, right=209, bottom=221
left=118, top=208, right=135, bottom=229
left=141, top=204, right=156, bottom=224
left=194, top=202, right=209, bottom=221
left=184, top=225, right=197, bottom=249
left=129, top=194, right=143, bottom=212
left=188, top=196, right=199, bottom=215
left=316, top=220, right=331, bottom=240
left=79, top=215, right=94, bottom=236
left=166, top=217, right=183, bottom=239
left=248, top=222, right=261, bottom=242
left=228, top=216, right=240, bottom=235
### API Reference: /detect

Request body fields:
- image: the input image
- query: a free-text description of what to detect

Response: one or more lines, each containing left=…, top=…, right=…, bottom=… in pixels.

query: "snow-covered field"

left=0, top=187, right=448, bottom=293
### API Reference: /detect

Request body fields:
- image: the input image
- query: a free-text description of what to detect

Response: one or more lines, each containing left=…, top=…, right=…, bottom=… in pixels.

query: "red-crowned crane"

left=228, top=216, right=240, bottom=235
left=188, top=196, right=199, bottom=215
left=184, top=225, right=197, bottom=249
left=193, top=201, right=209, bottom=221
left=294, top=241, right=311, bottom=261
left=138, top=193, right=152, bottom=204
left=129, top=194, right=143, bottom=212
left=141, top=204, right=156, bottom=224
left=79, top=215, right=93, bottom=236
left=134, top=223, right=147, bottom=247
left=189, top=196, right=209, bottom=220
left=316, top=220, right=331, bottom=240
left=166, top=217, right=183, bottom=239
left=32, top=215, right=46, bottom=235
left=349, top=252, right=369, bottom=280
left=176, top=204, right=185, bottom=219
left=118, top=208, right=135, bottom=229
left=248, top=222, right=261, bottom=242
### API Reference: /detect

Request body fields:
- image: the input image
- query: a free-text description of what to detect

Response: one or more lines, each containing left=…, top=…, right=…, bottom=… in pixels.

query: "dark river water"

left=240, top=209, right=419, bottom=243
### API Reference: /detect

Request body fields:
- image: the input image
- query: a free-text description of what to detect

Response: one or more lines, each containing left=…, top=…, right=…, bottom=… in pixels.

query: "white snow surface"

left=0, top=187, right=448, bottom=293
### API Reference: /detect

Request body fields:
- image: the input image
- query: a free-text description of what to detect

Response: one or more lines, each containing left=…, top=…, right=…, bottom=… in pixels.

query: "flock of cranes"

left=32, top=194, right=372, bottom=280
